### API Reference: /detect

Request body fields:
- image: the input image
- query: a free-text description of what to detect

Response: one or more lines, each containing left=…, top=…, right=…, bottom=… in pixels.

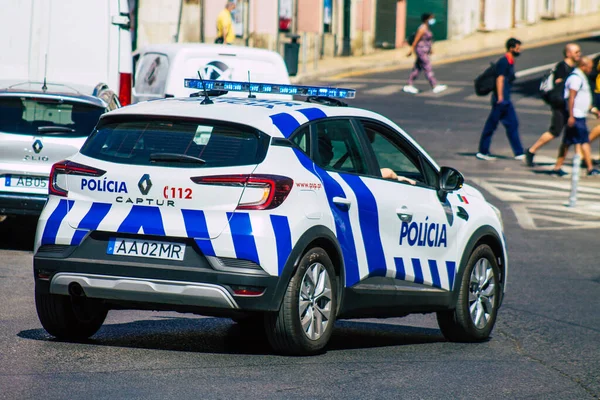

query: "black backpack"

left=474, top=62, right=497, bottom=96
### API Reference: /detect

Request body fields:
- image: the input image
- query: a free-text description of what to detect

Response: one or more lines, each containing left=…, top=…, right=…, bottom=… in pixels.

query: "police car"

left=33, top=79, right=507, bottom=355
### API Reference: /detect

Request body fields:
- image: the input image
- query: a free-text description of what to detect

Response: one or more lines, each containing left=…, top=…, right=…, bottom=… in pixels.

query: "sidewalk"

left=290, top=12, right=600, bottom=84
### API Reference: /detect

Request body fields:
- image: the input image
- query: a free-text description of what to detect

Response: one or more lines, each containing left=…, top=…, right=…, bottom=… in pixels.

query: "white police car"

left=33, top=80, right=507, bottom=355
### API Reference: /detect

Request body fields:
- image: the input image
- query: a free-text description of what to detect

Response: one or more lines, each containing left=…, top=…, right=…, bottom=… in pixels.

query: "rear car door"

left=0, top=95, right=105, bottom=197
left=356, top=119, right=463, bottom=292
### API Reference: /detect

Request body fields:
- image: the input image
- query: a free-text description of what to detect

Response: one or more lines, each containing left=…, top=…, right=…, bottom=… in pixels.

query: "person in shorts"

left=525, top=43, right=580, bottom=166
left=550, top=57, right=600, bottom=176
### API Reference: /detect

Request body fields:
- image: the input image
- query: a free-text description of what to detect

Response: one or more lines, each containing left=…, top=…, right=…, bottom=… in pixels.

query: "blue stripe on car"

left=181, top=209, right=215, bottom=257
left=428, top=259, right=442, bottom=288
left=118, top=205, right=165, bottom=236
left=71, top=202, right=112, bottom=245
left=270, top=215, right=292, bottom=275
left=340, top=174, right=386, bottom=277
left=297, top=107, right=327, bottom=121
left=41, top=199, right=74, bottom=245
left=446, top=261, right=456, bottom=290
left=227, top=212, right=260, bottom=265
left=394, top=257, right=406, bottom=280
left=270, top=113, right=300, bottom=138
left=412, top=258, right=424, bottom=284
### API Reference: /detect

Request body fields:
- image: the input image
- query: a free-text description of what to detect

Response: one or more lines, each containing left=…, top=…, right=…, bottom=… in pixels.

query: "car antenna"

left=42, top=54, right=48, bottom=92
left=197, top=71, right=213, bottom=105
left=247, top=71, right=256, bottom=99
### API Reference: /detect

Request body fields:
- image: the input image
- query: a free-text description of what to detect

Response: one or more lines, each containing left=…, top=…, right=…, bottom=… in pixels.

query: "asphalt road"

left=1, top=37, right=600, bottom=399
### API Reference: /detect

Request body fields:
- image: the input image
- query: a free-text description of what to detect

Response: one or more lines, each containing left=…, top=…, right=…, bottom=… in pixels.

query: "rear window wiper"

left=37, top=126, right=76, bottom=134
left=149, top=153, right=206, bottom=164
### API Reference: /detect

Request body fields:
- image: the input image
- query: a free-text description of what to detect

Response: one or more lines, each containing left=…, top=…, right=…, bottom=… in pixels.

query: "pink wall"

left=298, top=0, right=321, bottom=33
left=395, top=0, right=406, bottom=47
left=249, top=0, right=278, bottom=34
left=355, top=0, right=372, bottom=31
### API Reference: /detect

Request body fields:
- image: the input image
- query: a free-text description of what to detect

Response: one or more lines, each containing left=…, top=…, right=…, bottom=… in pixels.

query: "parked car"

left=0, top=0, right=133, bottom=105
left=132, top=43, right=291, bottom=103
left=0, top=80, right=119, bottom=217
left=33, top=80, right=507, bottom=356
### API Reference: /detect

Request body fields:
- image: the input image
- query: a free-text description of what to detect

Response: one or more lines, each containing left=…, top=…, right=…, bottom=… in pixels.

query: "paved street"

left=1, top=37, right=600, bottom=399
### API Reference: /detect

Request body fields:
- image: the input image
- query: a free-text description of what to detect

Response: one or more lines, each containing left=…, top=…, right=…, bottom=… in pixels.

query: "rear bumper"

left=33, top=238, right=284, bottom=315
left=0, top=192, right=47, bottom=216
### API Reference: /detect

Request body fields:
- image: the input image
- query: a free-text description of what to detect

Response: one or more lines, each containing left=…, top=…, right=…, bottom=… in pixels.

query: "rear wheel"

left=437, top=244, right=500, bottom=342
left=265, top=247, right=337, bottom=355
left=35, top=287, right=107, bottom=340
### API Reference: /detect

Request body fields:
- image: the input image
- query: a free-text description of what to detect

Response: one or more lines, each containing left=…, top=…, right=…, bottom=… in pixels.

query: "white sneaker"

left=514, top=154, right=525, bottom=161
left=403, top=85, right=419, bottom=94
left=432, top=84, right=448, bottom=94
left=476, top=152, right=496, bottom=161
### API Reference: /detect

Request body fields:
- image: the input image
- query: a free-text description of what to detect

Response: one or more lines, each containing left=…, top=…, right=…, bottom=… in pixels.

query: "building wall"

left=448, top=0, right=480, bottom=38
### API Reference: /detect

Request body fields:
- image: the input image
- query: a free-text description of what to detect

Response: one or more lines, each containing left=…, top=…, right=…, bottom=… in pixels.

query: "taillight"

left=119, top=72, right=132, bottom=106
left=49, top=161, right=106, bottom=197
left=191, top=174, right=293, bottom=210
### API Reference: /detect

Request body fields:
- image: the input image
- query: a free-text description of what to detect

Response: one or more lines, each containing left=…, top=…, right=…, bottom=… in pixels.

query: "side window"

left=313, top=119, right=368, bottom=174
left=291, top=126, right=310, bottom=154
left=361, top=121, right=432, bottom=186
left=134, top=53, right=169, bottom=96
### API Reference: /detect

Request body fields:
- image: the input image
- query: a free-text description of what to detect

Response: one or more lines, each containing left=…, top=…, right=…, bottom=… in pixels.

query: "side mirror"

left=438, top=166, right=464, bottom=201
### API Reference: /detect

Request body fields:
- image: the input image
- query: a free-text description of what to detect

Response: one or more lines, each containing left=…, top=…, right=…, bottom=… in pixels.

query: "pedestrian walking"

left=549, top=57, right=600, bottom=176
left=476, top=38, right=525, bottom=161
left=403, top=13, right=447, bottom=94
left=216, top=1, right=236, bottom=45
left=524, top=43, right=581, bottom=166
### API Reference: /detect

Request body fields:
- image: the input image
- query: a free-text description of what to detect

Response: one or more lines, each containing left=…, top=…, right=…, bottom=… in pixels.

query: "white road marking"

left=515, top=52, right=600, bottom=78
left=364, top=85, right=403, bottom=95
left=424, top=100, right=550, bottom=115
left=418, top=87, right=464, bottom=97
left=471, top=178, right=600, bottom=230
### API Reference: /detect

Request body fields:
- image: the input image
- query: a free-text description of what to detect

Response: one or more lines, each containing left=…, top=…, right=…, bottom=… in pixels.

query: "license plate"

left=107, top=238, right=185, bottom=261
left=5, top=175, right=48, bottom=188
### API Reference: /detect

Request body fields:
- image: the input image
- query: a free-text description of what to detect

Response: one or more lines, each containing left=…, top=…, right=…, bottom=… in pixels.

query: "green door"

left=375, top=0, right=397, bottom=49
left=406, top=0, right=448, bottom=42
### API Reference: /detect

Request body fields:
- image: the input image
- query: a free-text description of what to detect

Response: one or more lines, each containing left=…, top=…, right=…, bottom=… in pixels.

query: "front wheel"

left=265, top=247, right=338, bottom=356
left=437, top=244, right=500, bottom=342
left=35, top=287, right=107, bottom=340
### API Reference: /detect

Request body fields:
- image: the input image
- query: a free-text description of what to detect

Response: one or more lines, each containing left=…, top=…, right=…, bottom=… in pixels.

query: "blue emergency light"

left=184, top=79, right=356, bottom=99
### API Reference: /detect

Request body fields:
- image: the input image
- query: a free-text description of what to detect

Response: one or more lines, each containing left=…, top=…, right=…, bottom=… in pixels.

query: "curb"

left=290, top=23, right=600, bottom=84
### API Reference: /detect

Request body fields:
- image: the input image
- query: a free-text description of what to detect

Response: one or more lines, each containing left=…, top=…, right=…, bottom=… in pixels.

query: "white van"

left=132, top=44, right=291, bottom=102
left=0, top=0, right=133, bottom=105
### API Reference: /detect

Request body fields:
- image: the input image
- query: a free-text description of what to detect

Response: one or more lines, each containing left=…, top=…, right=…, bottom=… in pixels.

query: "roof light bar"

left=184, top=79, right=356, bottom=99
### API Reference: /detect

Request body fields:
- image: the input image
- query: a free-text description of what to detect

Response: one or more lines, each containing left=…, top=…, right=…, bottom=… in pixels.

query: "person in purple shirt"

left=477, top=38, right=525, bottom=161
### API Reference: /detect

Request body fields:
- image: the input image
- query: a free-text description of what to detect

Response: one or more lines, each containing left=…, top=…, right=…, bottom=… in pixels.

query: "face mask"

left=512, top=51, right=521, bottom=57
left=428, top=18, right=436, bottom=26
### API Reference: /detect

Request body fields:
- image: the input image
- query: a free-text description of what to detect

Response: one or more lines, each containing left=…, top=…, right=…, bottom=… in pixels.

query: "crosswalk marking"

left=417, top=87, right=463, bottom=98
left=364, top=85, right=403, bottom=95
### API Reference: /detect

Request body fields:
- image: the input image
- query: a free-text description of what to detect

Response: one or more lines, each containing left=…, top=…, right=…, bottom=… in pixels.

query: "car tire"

left=265, top=247, right=338, bottom=356
left=437, top=244, right=500, bottom=342
left=35, top=287, right=107, bottom=340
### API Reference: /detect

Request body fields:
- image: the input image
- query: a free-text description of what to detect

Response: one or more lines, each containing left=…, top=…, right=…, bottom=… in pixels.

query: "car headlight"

left=488, top=202, right=504, bottom=231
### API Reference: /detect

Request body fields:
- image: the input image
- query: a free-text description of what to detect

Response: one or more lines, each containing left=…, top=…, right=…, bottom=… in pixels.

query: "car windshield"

left=0, top=96, right=105, bottom=138
left=80, top=118, right=267, bottom=168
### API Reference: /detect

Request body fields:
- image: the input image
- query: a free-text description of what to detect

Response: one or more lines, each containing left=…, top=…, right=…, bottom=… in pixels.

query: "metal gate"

left=375, top=0, right=397, bottom=49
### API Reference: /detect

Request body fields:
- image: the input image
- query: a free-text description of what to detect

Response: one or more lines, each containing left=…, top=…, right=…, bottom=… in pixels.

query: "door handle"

left=396, top=207, right=413, bottom=222
left=333, top=196, right=351, bottom=209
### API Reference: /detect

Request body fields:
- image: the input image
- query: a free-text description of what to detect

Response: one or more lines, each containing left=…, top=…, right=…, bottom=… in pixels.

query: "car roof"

left=135, top=43, right=285, bottom=63
left=102, top=96, right=383, bottom=138
left=0, top=80, right=107, bottom=108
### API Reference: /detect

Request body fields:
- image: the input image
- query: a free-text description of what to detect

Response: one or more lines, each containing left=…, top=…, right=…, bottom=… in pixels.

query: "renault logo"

left=138, top=174, right=152, bottom=195
left=32, top=140, right=43, bottom=154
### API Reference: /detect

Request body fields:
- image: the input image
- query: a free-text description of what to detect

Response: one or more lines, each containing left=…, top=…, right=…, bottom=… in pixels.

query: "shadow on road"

left=18, top=316, right=444, bottom=355
left=0, top=216, right=38, bottom=252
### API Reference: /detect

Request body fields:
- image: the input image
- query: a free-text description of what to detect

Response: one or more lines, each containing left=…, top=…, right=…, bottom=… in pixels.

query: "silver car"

left=0, top=81, right=119, bottom=217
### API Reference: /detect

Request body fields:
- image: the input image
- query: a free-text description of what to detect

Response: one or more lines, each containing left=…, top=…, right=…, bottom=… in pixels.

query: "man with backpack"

left=524, top=43, right=581, bottom=168
left=476, top=38, right=525, bottom=161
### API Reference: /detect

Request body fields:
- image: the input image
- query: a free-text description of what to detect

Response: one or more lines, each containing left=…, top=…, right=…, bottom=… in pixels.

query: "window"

left=361, top=121, right=433, bottom=185
left=313, top=119, right=367, bottom=174
left=81, top=119, right=267, bottom=168
left=0, top=96, right=105, bottom=138
left=291, top=126, right=310, bottom=154
left=134, top=53, right=169, bottom=96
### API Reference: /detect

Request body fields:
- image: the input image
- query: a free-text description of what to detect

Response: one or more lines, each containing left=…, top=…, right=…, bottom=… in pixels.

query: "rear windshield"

left=0, top=96, right=105, bottom=137
left=80, top=118, right=268, bottom=168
